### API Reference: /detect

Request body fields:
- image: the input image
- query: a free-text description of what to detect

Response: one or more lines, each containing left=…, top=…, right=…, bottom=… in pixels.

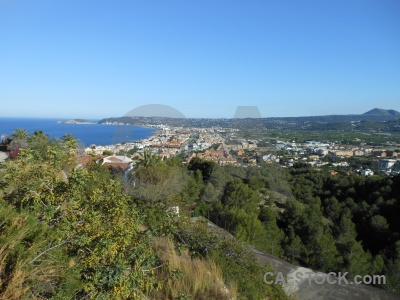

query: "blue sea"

left=0, top=118, right=155, bottom=146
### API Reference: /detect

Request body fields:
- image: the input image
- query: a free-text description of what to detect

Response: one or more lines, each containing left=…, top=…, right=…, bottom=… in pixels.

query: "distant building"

left=317, top=149, right=328, bottom=156
left=393, top=161, right=400, bottom=171
left=333, top=150, right=354, bottom=157
left=379, top=159, right=396, bottom=170
left=372, top=150, right=398, bottom=158
left=385, top=151, right=398, bottom=158
left=372, top=150, right=386, bottom=157
left=361, top=169, right=374, bottom=176
left=100, top=155, right=133, bottom=174
left=308, top=155, right=320, bottom=160
left=353, top=150, right=364, bottom=156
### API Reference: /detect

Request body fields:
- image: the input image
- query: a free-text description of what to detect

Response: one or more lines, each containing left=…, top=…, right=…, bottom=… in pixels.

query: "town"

left=83, top=124, right=400, bottom=176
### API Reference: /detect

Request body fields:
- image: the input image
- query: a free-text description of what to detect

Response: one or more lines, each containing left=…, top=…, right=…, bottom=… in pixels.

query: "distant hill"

left=58, top=119, right=96, bottom=124
left=98, top=108, right=400, bottom=129
left=364, top=108, right=400, bottom=117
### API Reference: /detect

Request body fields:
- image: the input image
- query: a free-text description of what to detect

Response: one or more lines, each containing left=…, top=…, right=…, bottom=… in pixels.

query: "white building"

left=379, top=159, right=396, bottom=170
left=361, top=169, right=374, bottom=176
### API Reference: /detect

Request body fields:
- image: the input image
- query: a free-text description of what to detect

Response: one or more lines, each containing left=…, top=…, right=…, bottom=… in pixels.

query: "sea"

left=0, top=118, right=156, bottom=147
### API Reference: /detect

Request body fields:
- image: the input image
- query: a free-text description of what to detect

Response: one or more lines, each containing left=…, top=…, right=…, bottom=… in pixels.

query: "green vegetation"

left=102, top=150, right=113, bottom=155
left=0, top=131, right=291, bottom=299
left=187, top=159, right=400, bottom=294
left=238, top=128, right=400, bottom=145
left=3, top=128, right=400, bottom=298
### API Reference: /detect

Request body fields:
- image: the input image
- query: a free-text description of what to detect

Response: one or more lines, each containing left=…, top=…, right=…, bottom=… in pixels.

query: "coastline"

left=0, top=118, right=156, bottom=147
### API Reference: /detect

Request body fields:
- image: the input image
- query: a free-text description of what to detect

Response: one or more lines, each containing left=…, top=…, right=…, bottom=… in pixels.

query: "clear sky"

left=1, top=0, right=399, bottom=118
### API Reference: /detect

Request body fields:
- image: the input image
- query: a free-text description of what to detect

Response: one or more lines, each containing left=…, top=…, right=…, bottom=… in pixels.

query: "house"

left=76, top=155, right=104, bottom=168
left=308, top=155, right=320, bottom=160
left=393, top=161, right=400, bottom=171
left=385, top=151, right=398, bottom=158
left=101, top=155, right=133, bottom=174
left=379, top=159, right=396, bottom=170
left=353, top=150, right=364, bottom=156
left=372, top=150, right=386, bottom=157
left=361, top=169, right=374, bottom=176
left=102, top=155, right=132, bottom=164
left=334, top=150, right=354, bottom=157
left=190, top=149, right=237, bottom=166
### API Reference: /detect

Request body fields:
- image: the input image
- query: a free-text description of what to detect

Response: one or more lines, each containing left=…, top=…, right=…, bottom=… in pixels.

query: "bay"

left=0, top=118, right=155, bottom=146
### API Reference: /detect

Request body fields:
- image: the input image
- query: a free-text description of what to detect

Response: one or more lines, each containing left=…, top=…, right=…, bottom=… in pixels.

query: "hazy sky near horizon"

left=1, top=0, right=399, bottom=119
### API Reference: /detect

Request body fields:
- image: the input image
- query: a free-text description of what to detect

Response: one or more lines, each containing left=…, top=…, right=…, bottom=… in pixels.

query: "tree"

left=220, top=207, right=268, bottom=248
left=259, top=207, right=284, bottom=256
left=384, top=241, right=400, bottom=294
left=234, top=213, right=269, bottom=248
left=336, top=212, right=372, bottom=277
left=11, top=128, right=28, bottom=141
left=370, top=215, right=389, bottom=232
left=9, top=129, right=29, bottom=153
left=0, top=147, right=69, bottom=210
left=345, top=241, right=372, bottom=277
left=0, top=133, right=159, bottom=298
left=221, top=179, right=259, bottom=215
left=283, top=229, right=304, bottom=264
left=63, top=168, right=157, bottom=298
left=179, top=173, right=202, bottom=205
left=128, top=147, right=139, bottom=155
left=102, top=150, right=113, bottom=155
left=200, top=182, right=219, bottom=203
left=137, top=149, right=161, bottom=167
left=307, top=231, right=343, bottom=272
left=323, top=196, right=342, bottom=222
left=130, top=160, right=187, bottom=204
left=336, top=215, right=357, bottom=248
left=61, top=133, right=78, bottom=150
left=188, top=157, right=216, bottom=181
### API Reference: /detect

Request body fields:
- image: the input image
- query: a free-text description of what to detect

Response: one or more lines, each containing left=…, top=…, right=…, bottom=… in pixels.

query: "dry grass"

left=0, top=211, right=64, bottom=300
left=150, top=237, right=237, bottom=300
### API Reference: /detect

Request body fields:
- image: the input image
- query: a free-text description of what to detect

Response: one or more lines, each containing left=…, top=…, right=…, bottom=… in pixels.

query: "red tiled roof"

left=106, top=157, right=121, bottom=162
left=103, top=163, right=130, bottom=172
left=76, top=155, right=103, bottom=164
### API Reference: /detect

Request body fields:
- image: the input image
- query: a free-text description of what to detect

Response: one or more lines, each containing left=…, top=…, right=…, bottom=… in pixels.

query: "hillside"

left=364, top=108, right=400, bottom=117
left=0, top=131, right=290, bottom=299
left=98, top=116, right=400, bottom=135
left=2, top=129, right=400, bottom=298
left=98, top=108, right=400, bottom=129
left=201, top=217, right=398, bottom=299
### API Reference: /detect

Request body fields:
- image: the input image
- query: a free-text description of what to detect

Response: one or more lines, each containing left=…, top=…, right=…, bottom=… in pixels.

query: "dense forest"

left=129, top=151, right=400, bottom=295
left=188, top=158, right=400, bottom=294
left=0, top=130, right=290, bottom=299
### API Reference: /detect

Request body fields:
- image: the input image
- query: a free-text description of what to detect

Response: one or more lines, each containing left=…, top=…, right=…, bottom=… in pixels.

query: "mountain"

left=364, top=108, right=400, bottom=117
left=99, top=108, right=400, bottom=130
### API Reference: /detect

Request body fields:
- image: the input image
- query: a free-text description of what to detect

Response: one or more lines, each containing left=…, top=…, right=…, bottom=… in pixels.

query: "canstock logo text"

left=264, top=271, right=386, bottom=286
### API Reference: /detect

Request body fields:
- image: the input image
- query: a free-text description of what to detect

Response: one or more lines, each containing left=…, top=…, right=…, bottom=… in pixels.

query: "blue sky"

left=1, top=0, right=399, bottom=118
